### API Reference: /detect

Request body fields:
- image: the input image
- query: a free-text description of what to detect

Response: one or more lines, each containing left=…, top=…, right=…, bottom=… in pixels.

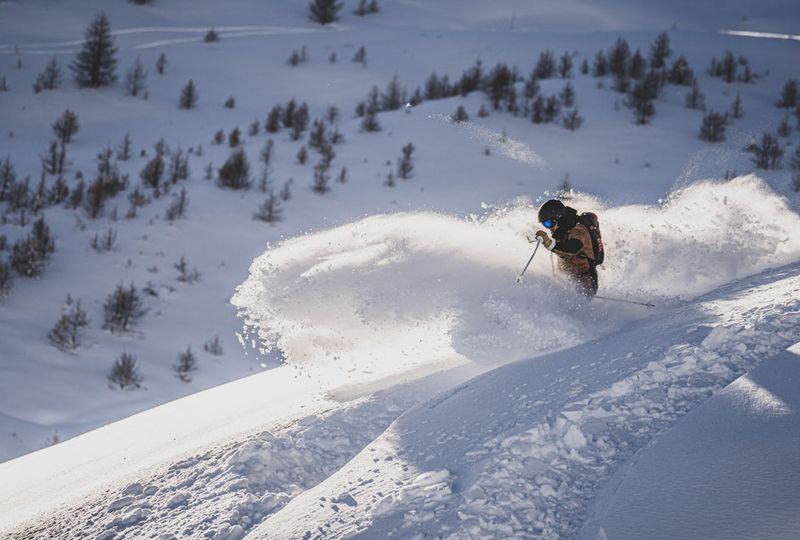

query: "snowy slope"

left=2, top=0, right=800, bottom=538
left=590, top=345, right=800, bottom=540
left=2, top=0, right=800, bottom=462
left=2, top=257, right=799, bottom=540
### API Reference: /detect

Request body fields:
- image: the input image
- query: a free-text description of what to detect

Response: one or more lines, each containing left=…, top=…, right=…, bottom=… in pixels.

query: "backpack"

left=579, top=212, right=604, bottom=266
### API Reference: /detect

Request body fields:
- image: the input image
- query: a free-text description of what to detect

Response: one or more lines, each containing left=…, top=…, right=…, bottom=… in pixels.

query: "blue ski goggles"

left=542, top=218, right=556, bottom=229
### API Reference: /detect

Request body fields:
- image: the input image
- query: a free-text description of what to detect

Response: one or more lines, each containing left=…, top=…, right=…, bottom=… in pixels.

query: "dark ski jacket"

left=551, top=206, right=595, bottom=275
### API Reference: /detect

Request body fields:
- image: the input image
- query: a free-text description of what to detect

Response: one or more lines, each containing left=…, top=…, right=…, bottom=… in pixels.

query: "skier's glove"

left=535, top=230, right=555, bottom=250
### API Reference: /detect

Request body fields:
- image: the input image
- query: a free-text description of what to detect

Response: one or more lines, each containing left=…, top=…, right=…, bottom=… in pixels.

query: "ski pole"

left=516, top=238, right=541, bottom=283
left=594, top=295, right=655, bottom=308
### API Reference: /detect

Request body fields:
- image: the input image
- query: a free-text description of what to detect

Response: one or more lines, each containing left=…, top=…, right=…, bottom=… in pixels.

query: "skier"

left=532, top=199, right=600, bottom=298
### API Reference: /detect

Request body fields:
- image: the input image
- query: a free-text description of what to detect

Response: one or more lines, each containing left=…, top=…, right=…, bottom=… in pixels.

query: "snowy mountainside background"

left=1, top=0, right=800, bottom=538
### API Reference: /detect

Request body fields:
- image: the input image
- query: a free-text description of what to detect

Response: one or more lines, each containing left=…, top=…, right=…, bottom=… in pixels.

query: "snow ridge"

left=454, top=287, right=800, bottom=539
left=7, top=395, right=410, bottom=540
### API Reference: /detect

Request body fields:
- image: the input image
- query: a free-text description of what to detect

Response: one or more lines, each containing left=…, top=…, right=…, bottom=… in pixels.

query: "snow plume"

left=232, top=175, right=800, bottom=368
left=593, top=174, right=800, bottom=301
left=231, top=210, right=601, bottom=370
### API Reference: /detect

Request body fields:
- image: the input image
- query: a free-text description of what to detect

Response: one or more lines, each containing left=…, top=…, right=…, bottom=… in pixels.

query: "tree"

left=266, top=105, right=282, bottom=133
left=254, top=190, right=283, bottom=223
left=699, top=111, right=727, bottom=142
left=140, top=154, right=165, bottom=191
left=360, top=105, right=380, bottom=132
left=312, top=160, right=331, bottom=193
left=559, top=82, right=575, bottom=107
left=533, top=50, right=556, bottom=80
left=217, top=149, right=252, bottom=189
left=174, top=256, right=200, bottom=283
left=103, top=283, right=146, bottom=333
left=290, top=103, right=309, bottom=140
left=628, top=49, right=645, bottom=79
left=747, top=132, right=783, bottom=169
left=117, top=133, right=133, bottom=160
left=10, top=217, right=55, bottom=278
left=228, top=127, right=241, bottom=147
left=777, top=79, right=798, bottom=109
left=165, top=188, right=189, bottom=220
left=179, top=79, right=198, bottom=109
left=296, top=146, right=309, bottom=164
left=628, top=78, right=655, bottom=124
left=562, top=109, right=583, bottom=131
left=280, top=179, right=292, bottom=201
left=778, top=116, right=792, bottom=138
left=790, top=146, right=800, bottom=192
left=156, top=53, right=167, bottom=75
left=52, top=109, right=80, bottom=145
left=0, top=157, right=15, bottom=202
left=558, top=53, right=573, bottom=78
left=174, top=346, right=197, bottom=382
left=720, top=51, right=737, bottom=83
left=544, top=95, right=560, bottom=123
left=592, top=51, right=608, bottom=77
left=71, top=13, right=118, bottom=87
left=355, top=0, right=378, bottom=16
left=204, top=29, right=220, bottom=42
left=397, top=142, right=415, bottom=179
left=486, top=63, right=513, bottom=109
left=259, top=139, right=275, bottom=191
left=382, top=75, right=405, bottom=111
left=309, top=0, right=343, bottom=25
left=0, top=258, right=12, bottom=297
left=649, top=31, right=671, bottom=69
left=204, top=336, right=224, bottom=355
left=729, top=94, right=744, bottom=119
left=108, top=352, right=142, bottom=389
left=124, top=56, right=147, bottom=97
left=668, top=55, right=694, bottom=86
left=49, top=297, right=89, bottom=350
left=452, top=105, right=469, bottom=123
left=37, top=57, right=62, bottom=90
left=608, top=37, right=631, bottom=80
left=352, top=46, right=367, bottom=66
left=91, top=227, right=117, bottom=252
left=0, top=76, right=8, bottom=92
left=685, top=82, right=705, bottom=110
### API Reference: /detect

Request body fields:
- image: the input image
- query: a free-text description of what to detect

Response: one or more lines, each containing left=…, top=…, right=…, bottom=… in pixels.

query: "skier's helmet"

left=538, top=199, right=566, bottom=226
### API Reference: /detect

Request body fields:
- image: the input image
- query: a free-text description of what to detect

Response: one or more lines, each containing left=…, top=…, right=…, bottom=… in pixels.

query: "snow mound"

left=232, top=175, right=800, bottom=369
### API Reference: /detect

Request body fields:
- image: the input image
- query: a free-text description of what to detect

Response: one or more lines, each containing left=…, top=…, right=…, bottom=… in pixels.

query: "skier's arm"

left=551, top=238, right=582, bottom=253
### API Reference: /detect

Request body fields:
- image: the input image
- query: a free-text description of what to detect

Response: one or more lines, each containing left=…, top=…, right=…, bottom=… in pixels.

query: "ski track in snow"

left=247, top=265, right=800, bottom=540
left=0, top=25, right=336, bottom=54
left=719, top=29, right=800, bottom=42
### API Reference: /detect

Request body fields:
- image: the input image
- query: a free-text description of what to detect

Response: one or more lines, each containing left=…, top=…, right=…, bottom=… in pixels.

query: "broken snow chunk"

left=122, top=483, right=144, bottom=496
left=166, top=492, right=189, bottom=508
left=95, top=531, right=116, bottom=540
left=257, top=491, right=291, bottom=514
left=227, top=478, right=249, bottom=491
left=701, top=325, right=732, bottom=349
left=564, top=425, right=587, bottom=450
left=110, top=508, right=148, bottom=528
left=107, top=496, right=135, bottom=512
left=334, top=492, right=358, bottom=507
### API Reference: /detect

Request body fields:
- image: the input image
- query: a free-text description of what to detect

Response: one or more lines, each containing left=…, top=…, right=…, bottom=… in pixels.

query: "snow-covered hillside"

left=1, top=0, right=800, bottom=538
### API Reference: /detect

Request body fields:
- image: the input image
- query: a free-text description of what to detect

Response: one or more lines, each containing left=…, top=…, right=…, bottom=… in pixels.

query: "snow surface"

left=592, top=345, right=800, bottom=540
left=2, top=0, right=800, bottom=538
